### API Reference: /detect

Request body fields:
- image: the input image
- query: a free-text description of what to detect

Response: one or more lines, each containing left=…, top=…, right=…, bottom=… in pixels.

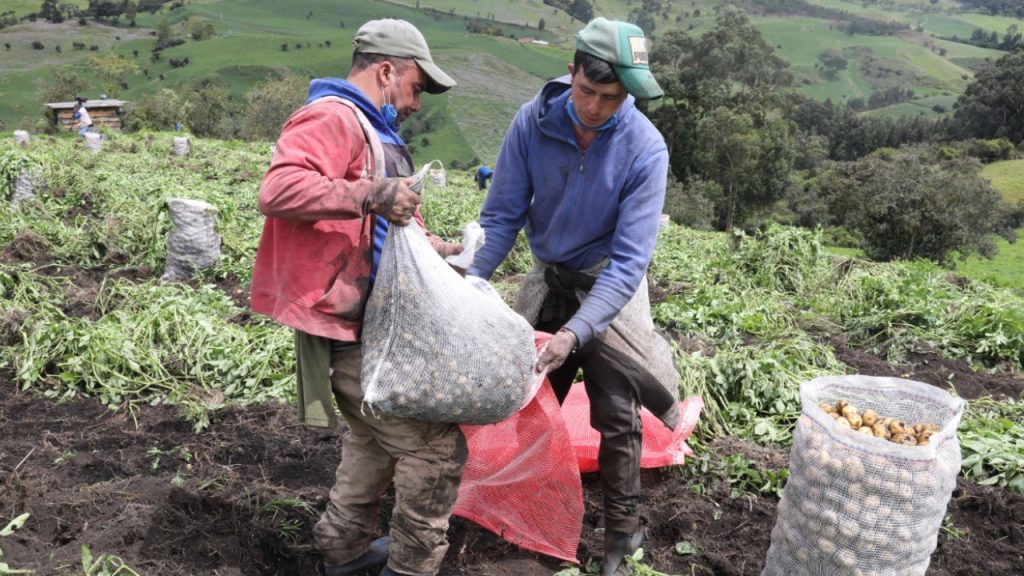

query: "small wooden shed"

left=44, top=98, right=127, bottom=131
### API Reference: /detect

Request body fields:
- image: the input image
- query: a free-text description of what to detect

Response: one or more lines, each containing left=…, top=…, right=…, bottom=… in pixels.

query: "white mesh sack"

left=173, top=136, right=190, bottom=157
left=763, top=375, right=965, bottom=576
left=361, top=221, right=537, bottom=424
left=84, top=132, right=102, bottom=152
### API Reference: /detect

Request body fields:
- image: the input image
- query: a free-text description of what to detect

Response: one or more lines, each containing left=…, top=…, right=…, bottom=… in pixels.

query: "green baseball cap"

left=576, top=17, right=663, bottom=100
left=353, top=19, right=456, bottom=94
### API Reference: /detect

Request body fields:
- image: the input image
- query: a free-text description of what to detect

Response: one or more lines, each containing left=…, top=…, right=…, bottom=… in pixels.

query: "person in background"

left=71, top=95, right=93, bottom=136
left=475, top=164, right=493, bottom=190
left=466, top=17, right=680, bottom=576
left=250, top=18, right=464, bottom=576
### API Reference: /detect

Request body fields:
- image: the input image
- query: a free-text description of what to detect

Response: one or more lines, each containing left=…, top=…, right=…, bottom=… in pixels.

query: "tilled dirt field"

left=1, top=348, right=1023, bottom=576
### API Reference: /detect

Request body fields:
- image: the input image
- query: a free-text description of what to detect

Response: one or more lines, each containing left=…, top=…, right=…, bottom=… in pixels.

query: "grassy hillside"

left=1, top=0, right=1022, bottom=162
left=0, top=0, right=571, bottom=166
left=956, top=229, right=1024, bottom=289
left=951, top=160, right=1024, bottom=289
left=982, top=158, right=1024, bottom=204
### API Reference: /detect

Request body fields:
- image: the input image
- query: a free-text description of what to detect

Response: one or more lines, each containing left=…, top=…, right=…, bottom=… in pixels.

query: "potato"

left=835, top=417, right=852, bottom=430
left=841, top=405, right=859, bottom=419
left=819, top=402, right=836, bottom=414
left=894, top=433, right=918, bottom=446
left=861, top=409, right=878, bottom=427
left=846, top=413, right=863, bottom=429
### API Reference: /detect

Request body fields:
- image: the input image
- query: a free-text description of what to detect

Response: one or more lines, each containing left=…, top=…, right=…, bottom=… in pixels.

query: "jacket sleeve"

left=564, top=145, right=668, bottom=346
left=258, top=103, right=380, bottom=221
left=467, top=106, right=533, bottom=279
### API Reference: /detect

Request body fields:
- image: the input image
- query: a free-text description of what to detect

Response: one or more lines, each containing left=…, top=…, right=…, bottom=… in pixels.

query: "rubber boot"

left=323, top=536, right=389, bottom=576
left=601, top=527, right=644, bottom=576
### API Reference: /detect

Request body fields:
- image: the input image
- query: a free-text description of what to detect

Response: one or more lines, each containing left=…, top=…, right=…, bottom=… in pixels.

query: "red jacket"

left=251, top=99, right=436, bottom=341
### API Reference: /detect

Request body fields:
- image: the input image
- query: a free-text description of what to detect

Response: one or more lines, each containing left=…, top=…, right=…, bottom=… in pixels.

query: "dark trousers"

left=536, top=317, right=643, bottom=535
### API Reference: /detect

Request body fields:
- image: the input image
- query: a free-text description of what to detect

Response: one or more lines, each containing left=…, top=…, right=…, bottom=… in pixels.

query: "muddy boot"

left=601, top=527, right=644, bottom=576
left=323, top=536, right=389, bottom=576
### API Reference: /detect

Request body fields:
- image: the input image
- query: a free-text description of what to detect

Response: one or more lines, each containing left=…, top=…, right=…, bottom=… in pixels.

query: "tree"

left=88, top=0, right=123, bottom=19
left=240, top=75, right=307, bottom=141
left=40, top=0, right=63, bottom=23
left=818, top=148, right=1014, bottom=263
left=951, top=47, right=1024, bottom=145
left=123, top=88, right=184, bottom=131
left=190, top=20, right=214, bottom=40
left=182, top=78, right=238, bottom=138
left=817, top=50, right=848, bottom=80
left=40, top=68, right=90, bottom=104
left=156, top=17, right=172, bottom=44
left=88, top=52, right=140, bottom=96
left=650, top=8, right=792, bottom=183
left=568, top=0, right=593, bottom=22
left=692, top=107, right=794, bottom=230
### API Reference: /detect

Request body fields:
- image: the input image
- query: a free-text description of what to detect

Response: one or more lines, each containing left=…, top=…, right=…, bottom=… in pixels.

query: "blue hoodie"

left=305, top=78, right=404, bottom=285
left=467, top=75, right=669, bottom=346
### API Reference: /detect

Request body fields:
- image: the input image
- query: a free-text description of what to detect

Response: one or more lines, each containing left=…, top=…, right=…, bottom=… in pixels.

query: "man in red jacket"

left=251, top=19, right=464, bottom=576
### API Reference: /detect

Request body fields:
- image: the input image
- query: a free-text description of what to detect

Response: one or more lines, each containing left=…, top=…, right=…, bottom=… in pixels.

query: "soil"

left=2, top=342, right=1023, bottom=576
left=1, top=267, right=1022, bottom=575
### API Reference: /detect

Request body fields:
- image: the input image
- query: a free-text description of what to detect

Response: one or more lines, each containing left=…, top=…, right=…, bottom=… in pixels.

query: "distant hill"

left=1, top=0, right=1021, bottom=165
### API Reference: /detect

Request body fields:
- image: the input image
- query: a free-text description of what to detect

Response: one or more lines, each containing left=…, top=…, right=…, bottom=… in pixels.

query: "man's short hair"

left=350, top=52, right=416, bottom=75
left=573, top=50, right=620, bottom=85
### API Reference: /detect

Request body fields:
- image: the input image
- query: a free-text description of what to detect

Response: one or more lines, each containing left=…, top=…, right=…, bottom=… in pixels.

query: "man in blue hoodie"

left=467, top=17, right=680, bottom=576
left=253, top=18, right=465, bottom=576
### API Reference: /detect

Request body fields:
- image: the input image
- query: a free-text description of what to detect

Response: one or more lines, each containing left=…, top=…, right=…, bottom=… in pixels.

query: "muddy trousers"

left=537, top=320, right=643, bottom=535
left=313, top=347, right=468, bottom=576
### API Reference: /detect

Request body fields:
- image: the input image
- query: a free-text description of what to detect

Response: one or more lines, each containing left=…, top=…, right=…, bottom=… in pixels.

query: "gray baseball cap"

left=353, top=18, right=456, bottom=94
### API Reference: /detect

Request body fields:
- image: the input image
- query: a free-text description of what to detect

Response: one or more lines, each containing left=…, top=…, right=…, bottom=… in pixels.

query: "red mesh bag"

left=454, top=333, right=582, bottom=562
left=454, top=333, right=703, bottom=562
left=562, top=384, right=704, bottom=474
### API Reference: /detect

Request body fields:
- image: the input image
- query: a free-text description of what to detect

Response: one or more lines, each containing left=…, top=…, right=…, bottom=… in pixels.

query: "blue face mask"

left=566, top=99, right=618, bottom=132
left=380, top=76, right=400, bottom=130
left=381, top=103, right=399, bottom=130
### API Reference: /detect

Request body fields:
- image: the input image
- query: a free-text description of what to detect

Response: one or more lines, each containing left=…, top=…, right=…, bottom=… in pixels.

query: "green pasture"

left=0, top=0, right=572, bottom=162
left=862, top=93, right=957, bottom=118
left=384, top=0, right=578, bottom=39
left=799, top=0, right=909, bottom=24
left=804, top=0, right=961, bottom=14
left=2, top=0, right=88, bottom=18
left=756, top=16, right=970, bottom=102
left=982, top=159, right=1024, bottom=204
left=918, top=13, right=1024, bottom=39
left=928, top=36, right=1007, bottom=60
left=955, top=230, right=1024, bottom=289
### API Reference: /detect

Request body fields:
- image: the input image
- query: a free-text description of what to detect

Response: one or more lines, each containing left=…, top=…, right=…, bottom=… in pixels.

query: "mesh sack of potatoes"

left=361, top=221, right=537, bottom=425
left=762, top=375, right=965, bottom=576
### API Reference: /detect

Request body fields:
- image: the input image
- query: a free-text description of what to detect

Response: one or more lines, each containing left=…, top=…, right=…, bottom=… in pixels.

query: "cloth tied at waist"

left=516, top=258, right=682, bottom=431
